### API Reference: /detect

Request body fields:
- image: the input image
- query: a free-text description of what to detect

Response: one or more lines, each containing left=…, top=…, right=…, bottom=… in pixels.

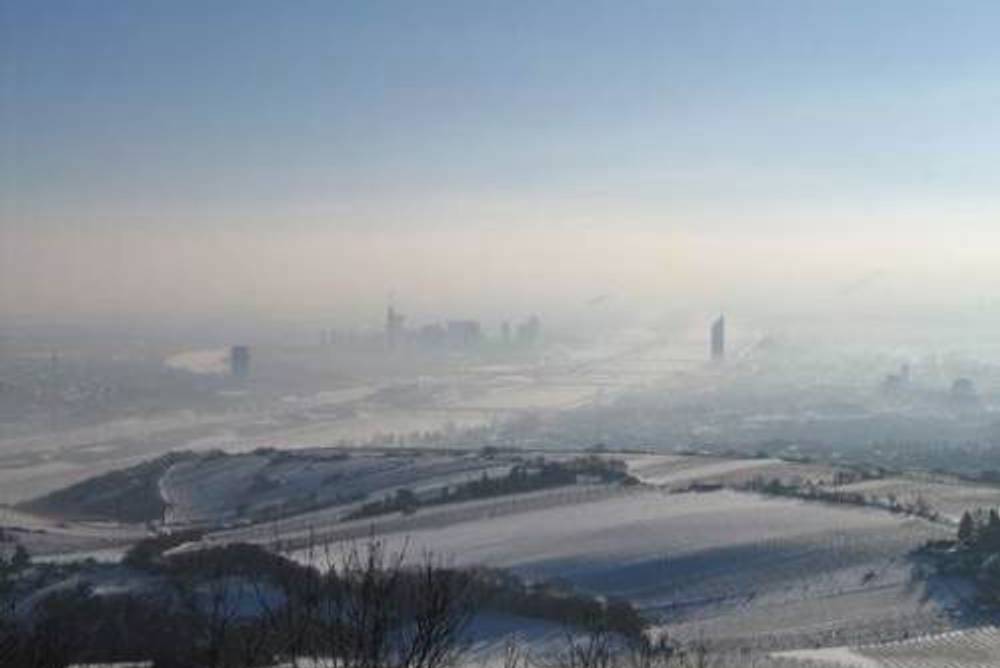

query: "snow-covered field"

left=285, top=487, right=956, bottom=650
left=838, top=476, right=1000, bottom=522
left=774, top=625, right=1000, bottom=667
left=160, top=450, right=520, bottom=526
left=624, top=454, right=842, bottom=489
left=12, top=446, right=997, bottom=655
left=0, top=507, right=146, bottom=557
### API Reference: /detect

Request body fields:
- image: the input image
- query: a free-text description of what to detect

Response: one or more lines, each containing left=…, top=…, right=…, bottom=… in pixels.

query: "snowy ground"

left=624, top=454, right=843, bottom=489
left=838, top=476, right=1000, bottom=523
left=159, top=449, right=522, bottom=526
left=773, top=625, right=1000, bottom=667
left=281, top=487, right=958, bottom=650
left=12, top=447, right=998, bottom=655
left=0, top=506, right=147, bottom=557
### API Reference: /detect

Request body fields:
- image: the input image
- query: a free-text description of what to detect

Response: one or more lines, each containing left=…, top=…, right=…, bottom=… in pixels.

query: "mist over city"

left=5, top=2, right=1000, bottom=667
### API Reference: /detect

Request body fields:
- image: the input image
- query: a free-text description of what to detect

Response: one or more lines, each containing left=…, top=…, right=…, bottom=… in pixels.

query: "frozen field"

left=12, top=446, right=995, bottom=653
left=838, top=476, right=1000, bottom=522
left=624, top=454, right=843, bottom=489
left=0, top=507, right=146, bottom=557
left=160, top=449, right=519, bottom=526
left=775, top=625, right=1000, bottom=667
left=286, top=488, right=957, bottom=649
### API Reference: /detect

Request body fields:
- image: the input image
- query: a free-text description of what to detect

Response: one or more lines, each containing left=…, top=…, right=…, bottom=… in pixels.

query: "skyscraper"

left=711, top=315, right=725, bottom=362
left=230, top=345, right=251, bottom=378
left=515, top=315, right=541, bottom=346
left=446, top=320, right=482, bottom=348
left=385, top=305, right=405, bottom=350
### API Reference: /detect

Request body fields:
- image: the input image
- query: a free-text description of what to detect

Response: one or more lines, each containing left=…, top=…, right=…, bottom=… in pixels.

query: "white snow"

left=282, top=488, right=954, bottom=649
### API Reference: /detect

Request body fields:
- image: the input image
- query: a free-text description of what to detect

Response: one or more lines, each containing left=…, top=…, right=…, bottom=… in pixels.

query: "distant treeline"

left=741, top=474, right=940, bottom=522
left=345, top=456, right=637, bottom=521
left=926, top=508, right=1000, bottom=609
left=468, top=567, right=645, bottom=639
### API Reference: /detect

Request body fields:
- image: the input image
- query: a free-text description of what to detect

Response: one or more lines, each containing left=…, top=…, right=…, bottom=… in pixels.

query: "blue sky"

left=3, top=1, right=1000, bottom=318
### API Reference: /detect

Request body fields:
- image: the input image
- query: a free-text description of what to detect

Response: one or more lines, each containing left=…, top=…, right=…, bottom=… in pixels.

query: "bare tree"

left=0, top=548, right=17, bottom=665
left=396, top=553, right=475, bottom=668
left=171, top=554, right=246, bottom=668
left=541, top=626, right=617, bottom=668
left=500, top=636, right=531, bottom=668
left=311, top=537, right=474, bottom=668
left=542, top=624, right=717, bottom=668
left=622, top=633, right=676, bottom=668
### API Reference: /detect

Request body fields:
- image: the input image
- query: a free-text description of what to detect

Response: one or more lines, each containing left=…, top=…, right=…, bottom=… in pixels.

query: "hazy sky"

left=4, top=1, right=1000, bottom=324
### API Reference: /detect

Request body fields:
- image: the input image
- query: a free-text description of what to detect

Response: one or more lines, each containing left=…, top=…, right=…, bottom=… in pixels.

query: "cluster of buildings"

left=880, top=361, right=980, bottom=404
left=313, top=305, right=542, bottom=354
left=383, top=306, right=541, bottom=352
left=311, top=307, right=727, bottom=361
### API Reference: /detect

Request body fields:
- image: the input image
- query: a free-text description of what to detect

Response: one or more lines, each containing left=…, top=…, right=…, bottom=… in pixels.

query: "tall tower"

left=230, top=345, right=251, bottom=378
left=385, top=305, right=405, bottom=350
left=710, top=315, right=725, bottom=362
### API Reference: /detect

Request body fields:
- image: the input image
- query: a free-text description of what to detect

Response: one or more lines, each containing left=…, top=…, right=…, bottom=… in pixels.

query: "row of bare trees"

left=1, top=533, right=731, bottom=668
left=145, top=537, right=477, bottom=668
left=0, top=537, right=474, bottom=668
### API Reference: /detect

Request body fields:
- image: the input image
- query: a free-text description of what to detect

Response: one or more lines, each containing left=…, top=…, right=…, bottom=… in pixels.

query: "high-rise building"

left=230, top=345, right=251, bottom=378
left=446, top=320, right=482, bottom=348
left=515, top=315, right=541, bottom=346
left=385, top=305, right=406, bottom=349
left=417, top=323, right=447, bottom=348
left=710, top=315, right=725, bottom=362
